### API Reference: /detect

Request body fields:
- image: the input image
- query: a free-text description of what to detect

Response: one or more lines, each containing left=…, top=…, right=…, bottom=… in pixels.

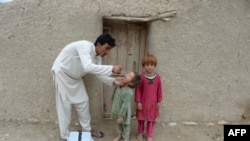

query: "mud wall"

left=0, top=0, right=249, bottom=124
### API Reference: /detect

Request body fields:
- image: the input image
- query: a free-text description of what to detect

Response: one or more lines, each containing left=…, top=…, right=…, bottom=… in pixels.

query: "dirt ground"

left=0, top=118, right=226, bottom=141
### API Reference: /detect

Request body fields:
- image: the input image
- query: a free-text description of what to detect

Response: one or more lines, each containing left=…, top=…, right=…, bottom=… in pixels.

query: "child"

left=111, top=71, right=141, bottom=141
left=135, top=54, right=163, bottom=141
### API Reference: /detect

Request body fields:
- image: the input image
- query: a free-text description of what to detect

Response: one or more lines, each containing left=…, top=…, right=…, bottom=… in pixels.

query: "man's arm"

left=96, top=75, right=114, bottom=86
left=77, top=45, right=113, bottom=76
left=96, top=75, right=124, bottom=86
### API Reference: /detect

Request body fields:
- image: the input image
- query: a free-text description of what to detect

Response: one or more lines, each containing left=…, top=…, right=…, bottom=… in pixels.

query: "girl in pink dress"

left=135, top=54, right=163, bottom=141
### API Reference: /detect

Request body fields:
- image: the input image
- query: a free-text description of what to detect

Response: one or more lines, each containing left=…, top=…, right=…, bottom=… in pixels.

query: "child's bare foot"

left=137, top=133, right=143, bottom=141
left=147, top=137, right=153, bottom=141
left=113, top=134, right=121, bottom=141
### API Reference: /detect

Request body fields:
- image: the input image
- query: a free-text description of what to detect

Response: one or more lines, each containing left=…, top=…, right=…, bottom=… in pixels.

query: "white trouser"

left=56, top=91, right=91, bottom=139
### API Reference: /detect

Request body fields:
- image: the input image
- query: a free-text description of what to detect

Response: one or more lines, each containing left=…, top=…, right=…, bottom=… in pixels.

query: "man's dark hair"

left=128, top=71, right=141, bottom=88
left=94, top=33, right=116, bottom=47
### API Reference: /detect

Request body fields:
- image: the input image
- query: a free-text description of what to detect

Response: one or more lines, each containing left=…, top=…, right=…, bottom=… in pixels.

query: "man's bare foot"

left=91, top=129, right=104, bottom=138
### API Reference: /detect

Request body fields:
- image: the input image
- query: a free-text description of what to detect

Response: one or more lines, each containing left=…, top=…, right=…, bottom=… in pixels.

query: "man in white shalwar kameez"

left=51, top=34, right=123, bottom=141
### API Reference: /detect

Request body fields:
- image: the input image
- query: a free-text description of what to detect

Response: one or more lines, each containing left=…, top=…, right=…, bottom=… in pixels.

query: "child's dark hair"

left=94, top=33, right=116, bottom=47
left=128, top=71, right=141, bottom=88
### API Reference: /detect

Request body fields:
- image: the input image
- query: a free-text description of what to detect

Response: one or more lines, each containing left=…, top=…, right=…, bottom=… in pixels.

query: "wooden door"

left=102, top=19, right=147, bottom=118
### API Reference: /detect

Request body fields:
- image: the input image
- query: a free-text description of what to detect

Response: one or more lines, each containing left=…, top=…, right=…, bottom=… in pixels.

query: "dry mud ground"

left=0, top=119, right=226, bottom=141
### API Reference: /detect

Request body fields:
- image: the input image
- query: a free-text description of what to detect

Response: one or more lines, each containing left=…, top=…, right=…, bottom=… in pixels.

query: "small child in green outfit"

left=111, top=71, right=141, bottom=141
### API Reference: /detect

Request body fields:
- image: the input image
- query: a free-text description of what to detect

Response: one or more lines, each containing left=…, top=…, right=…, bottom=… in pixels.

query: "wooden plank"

left=103, top=10, right=177, bottom=22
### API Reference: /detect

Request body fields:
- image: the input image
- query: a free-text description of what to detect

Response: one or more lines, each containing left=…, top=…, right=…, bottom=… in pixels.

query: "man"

left=52, top=34, right=123, bottom=141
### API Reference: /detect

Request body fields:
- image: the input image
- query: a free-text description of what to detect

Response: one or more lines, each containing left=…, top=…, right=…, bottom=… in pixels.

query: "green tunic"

left=111, top=86, right=133, bottom=125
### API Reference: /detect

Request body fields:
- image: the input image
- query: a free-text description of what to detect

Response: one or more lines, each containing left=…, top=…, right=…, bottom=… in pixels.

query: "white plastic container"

left=68, top=131, right=93, bottom=141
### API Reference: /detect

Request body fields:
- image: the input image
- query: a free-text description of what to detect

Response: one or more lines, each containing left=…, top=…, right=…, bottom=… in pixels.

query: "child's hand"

left=137, top=102, right=142, bottom=110
left=157, top=102, right=161, bottom=109
left=117, top=116, right=123, bottom=124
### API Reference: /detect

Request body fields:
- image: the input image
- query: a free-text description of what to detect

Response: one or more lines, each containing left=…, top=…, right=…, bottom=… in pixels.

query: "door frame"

left=102, top=19, right=149, bottom=118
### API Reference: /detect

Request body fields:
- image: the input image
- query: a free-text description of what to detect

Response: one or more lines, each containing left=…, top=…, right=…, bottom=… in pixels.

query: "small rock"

left=168, top=122, right=177, bottom=126
left=206, top=122, right=215, bottom=126
left=182, top=121, right=198, bottom=126
left=28, top=118, right=39, bottom=124
left=217, top=120, right=228, bottom=125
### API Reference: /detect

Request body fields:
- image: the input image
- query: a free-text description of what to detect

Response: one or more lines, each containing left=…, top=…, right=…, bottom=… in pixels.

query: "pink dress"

left=135, top=73, right=163, bottom=121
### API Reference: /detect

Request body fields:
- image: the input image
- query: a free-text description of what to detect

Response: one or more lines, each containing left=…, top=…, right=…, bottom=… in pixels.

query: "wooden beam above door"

left=103, top=10, right=177, bottom=22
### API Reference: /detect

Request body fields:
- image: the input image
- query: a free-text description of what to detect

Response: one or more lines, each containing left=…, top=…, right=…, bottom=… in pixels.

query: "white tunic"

left=52, top=40, right=114, bottom=104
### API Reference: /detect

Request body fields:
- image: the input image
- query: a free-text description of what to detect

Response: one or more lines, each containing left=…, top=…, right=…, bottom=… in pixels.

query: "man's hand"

left=112, top=65, right=122, bottom=74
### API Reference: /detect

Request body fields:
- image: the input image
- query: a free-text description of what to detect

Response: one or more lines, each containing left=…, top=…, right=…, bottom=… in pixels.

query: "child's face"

left=144, top=64, right=155, bottom=74
left=123, top=71, right=135, bottom=84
